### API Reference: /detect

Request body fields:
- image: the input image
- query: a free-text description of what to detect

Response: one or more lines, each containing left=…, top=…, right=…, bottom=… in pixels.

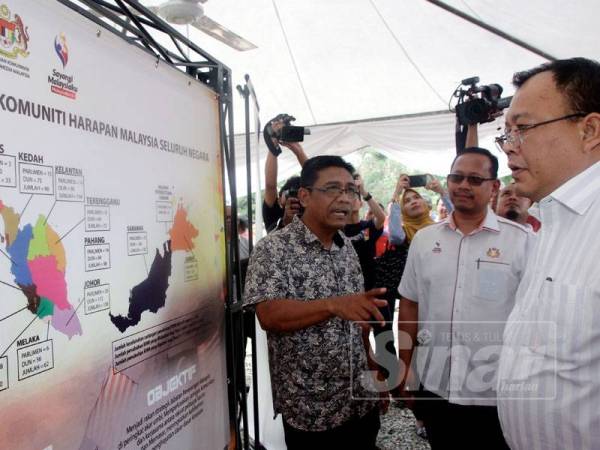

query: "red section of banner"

left=51, top=85, right=77, bottom=99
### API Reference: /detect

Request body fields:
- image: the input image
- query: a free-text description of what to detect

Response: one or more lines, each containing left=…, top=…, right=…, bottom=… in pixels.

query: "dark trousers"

left=282, top=407, right=380, bottom=450
left=372, top=292, right=399, bottom=393
left=418, top=390, right=509, bottom=450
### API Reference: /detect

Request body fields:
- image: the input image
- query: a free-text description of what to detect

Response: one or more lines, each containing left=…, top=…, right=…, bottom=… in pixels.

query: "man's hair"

left=278, top=175, right=301, bottom=197
left=513, top=57, right=600, bottom=115
left=237, top=217, right=248, bottom=232
left=451, top=147, right=499, bottom=179
left=300, top=155, right=355, bottom=188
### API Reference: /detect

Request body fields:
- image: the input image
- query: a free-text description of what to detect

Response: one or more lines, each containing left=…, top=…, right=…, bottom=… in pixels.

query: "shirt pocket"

left=473, top=259, right=512, bottom=303
left=536, top=281, right=596, bottom=357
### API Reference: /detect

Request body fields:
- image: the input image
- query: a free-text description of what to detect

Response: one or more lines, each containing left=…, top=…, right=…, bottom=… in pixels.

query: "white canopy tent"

left=232, top=110, right=506, bottom=193
left=108, top=2, right=598, bottom=447
left=138, top=0, right=600, bottom=186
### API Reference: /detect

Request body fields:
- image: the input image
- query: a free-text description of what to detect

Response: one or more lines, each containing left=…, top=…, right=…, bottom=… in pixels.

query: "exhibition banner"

left=0, top=1, right=229, bottom=449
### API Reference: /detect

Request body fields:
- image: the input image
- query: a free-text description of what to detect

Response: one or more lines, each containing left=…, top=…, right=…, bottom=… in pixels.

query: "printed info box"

left=19, top=163, right=54, bottom=195
left=0, top=356, right=8, bottom=391
left=184, top=255, right=199, bottom=282
left=0, top=154, right=17, bottom=187
left=112, top=311, right=204, bottom=373
left=85, top=282, right=110, bottom=314
left=127, top=231, right=148, bottom=256
left=85, top=243, right=111, bottom=271
left=55, top=168, right=84, bottom=202
left=17, top=340, right=54, bottom=381
left=85, top=205, right=110, bottom=231
left=156, top=201, right=173, bottom=223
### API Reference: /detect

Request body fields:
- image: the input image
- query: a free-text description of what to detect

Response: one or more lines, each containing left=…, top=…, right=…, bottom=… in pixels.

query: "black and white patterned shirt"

left=243, top=216, right=377, bottom=431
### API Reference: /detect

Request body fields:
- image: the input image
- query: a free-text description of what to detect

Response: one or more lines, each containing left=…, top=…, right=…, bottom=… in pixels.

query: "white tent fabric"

left=145, top=0, right=600, bottom=125
left=142, top=0, right=600, bottom=177
left=233, top=111, right=508, bottom=193
left=138, top=2, right=598, bottom=446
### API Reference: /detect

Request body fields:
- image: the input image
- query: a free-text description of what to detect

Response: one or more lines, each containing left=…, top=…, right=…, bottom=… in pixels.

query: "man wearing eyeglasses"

left=397, top=147, right=533, bottom=449
left=243, top=155, right=388, bottom=449
left=496, top=57, right=600, bottom=450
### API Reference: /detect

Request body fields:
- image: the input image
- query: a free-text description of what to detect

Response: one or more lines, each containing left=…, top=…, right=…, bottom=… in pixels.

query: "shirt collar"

left=545, top=160, right=600, bottom=215
left=445, top=207, right=500, bottom=234
left=292, top=216, right=345, bottom=249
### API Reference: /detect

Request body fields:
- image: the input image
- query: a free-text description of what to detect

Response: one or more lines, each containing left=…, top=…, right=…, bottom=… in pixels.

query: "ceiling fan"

left=149, top=0, right=257, bottom=52
left=149, top=0, right=257, bottom=51
left=86, top=0, right=257, bottom=51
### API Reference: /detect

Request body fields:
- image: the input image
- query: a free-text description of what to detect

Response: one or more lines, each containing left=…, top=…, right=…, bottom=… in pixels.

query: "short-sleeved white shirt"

left=399, top=209, right=533, bottom=406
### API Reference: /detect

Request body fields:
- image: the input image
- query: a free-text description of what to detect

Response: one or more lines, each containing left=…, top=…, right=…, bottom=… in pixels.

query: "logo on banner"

left=0, top=4, right=30, bottom=59
left=48, top=33, right=78, bottom=100
left=54, top=32, right=68, bottom=67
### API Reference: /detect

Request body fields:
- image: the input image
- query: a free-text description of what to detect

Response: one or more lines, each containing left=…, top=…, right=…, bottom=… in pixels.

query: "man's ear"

left=298, top=187, right=310, bottom=208
left=581, top=112, right=600, bottom=154
left=492, top=179, right=501, bottom=195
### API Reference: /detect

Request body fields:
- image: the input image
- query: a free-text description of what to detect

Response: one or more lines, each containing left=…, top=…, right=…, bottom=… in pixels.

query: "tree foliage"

left=235, top=147, right=513, bottom=222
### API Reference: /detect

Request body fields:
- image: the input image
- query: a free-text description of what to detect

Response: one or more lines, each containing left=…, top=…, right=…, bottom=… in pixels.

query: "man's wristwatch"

left=363, top=192, right=372, bottom=201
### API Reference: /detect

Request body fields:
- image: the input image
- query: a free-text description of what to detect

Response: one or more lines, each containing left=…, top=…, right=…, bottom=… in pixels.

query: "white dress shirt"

left=497, top=161, right=600, bottom=450
left=399, top=209, right=533, bottom=406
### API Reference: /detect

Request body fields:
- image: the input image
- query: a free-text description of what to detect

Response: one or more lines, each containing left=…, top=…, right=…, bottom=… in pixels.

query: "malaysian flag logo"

left=54, top=33, right=68, bottom=68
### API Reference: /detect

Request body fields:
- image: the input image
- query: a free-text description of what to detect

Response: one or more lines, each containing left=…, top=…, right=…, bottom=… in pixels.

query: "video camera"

left=281, top=187, right=299, bottom=199
left=453, top=77, right=512, bottom=126
left=265, top=114, right=311, bottom=142
left=263, top=113, right=311, bottom=156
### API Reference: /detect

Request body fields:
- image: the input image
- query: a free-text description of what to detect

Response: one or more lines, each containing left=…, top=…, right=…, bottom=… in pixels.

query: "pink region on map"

left=51, top=306, right=82, bottom=338
left=28, top=255, right=70, bottom=310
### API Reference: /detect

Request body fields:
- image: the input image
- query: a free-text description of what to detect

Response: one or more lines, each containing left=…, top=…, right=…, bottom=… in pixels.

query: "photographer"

left=466, top=123, right=479, bottom=148
left=264, top=176, right=303, bottom=232
left=344, top=173, right=386, bottom=290
left=263, top=114, right=308, bottom=232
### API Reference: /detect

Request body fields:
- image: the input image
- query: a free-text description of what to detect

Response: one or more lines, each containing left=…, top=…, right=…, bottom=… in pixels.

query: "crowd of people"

left=240, top=57, right=600, bottom=449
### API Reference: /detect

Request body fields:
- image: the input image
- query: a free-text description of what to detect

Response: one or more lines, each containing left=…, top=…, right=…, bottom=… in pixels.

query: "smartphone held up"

left=408, top=174, right=432, bottom=188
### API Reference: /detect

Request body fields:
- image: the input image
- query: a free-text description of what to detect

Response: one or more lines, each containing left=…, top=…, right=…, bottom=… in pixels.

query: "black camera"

left=264, top=114, right=311, bottom=156
left=453, top=77, right=512, bottom=126
left=264, top=113, right=295, bottom=140
left=282, top=187, right=299, bottom=199
left=280, top=125, right=309, bottom=142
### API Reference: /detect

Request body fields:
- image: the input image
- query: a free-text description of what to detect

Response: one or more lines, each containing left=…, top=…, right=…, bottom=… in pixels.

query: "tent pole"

left=424, top=0, right=557, bottom=61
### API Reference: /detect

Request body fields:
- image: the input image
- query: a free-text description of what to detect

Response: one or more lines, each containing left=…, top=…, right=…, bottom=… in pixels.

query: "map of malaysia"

left=109, top=204, right=199, bottom=333
left=1, top=199, right=199, bottom=337
left=0, top=199, right=82, bottom=338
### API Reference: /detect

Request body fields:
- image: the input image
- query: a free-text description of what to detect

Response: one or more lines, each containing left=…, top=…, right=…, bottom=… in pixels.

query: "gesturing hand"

left=280, top=141, right=303, bottom=154
left=393, top=174, right=410, bottom=203
left=354, top=173, right=367, bottom=197
left=398, top=174, right=410, bottom=190
left=328, top=288, right=388, bottom=325
left=282, top=196, right=301, bottom=225
left=426, top=176, right=445, bottom=195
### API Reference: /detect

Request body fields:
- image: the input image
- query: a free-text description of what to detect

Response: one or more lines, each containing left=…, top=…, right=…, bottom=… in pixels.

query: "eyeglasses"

left=307, top=185, right=360, bottom=199
left=447, top=173, right=496, bottom=186
left=495, top=113, right=586, bottom=150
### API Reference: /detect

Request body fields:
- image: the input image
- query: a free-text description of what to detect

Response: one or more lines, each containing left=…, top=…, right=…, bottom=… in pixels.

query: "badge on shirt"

left=417, top=328, right=432, bottom=345
left=486, top=247, right=501, bottom=258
